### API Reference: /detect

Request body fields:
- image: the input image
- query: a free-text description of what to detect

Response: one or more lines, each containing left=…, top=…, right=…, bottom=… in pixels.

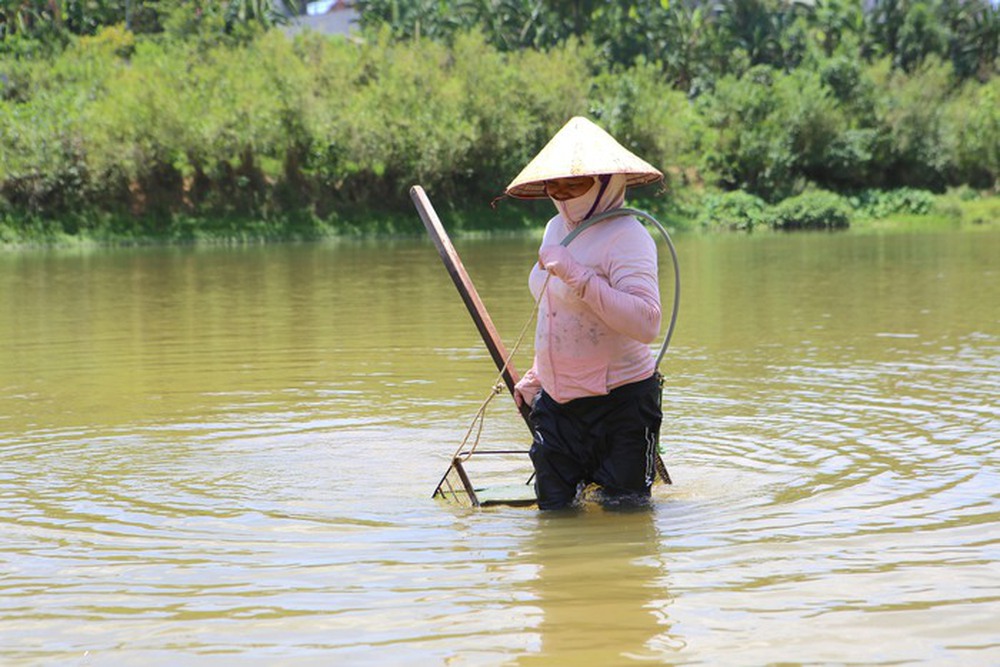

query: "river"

left=1, top=225, right=998, bottom=665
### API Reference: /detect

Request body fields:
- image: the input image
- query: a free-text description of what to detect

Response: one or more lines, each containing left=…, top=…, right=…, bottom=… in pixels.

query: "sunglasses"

left=544, top=177, right=596, bottom=201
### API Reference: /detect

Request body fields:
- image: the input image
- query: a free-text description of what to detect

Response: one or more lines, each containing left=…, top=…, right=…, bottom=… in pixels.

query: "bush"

left=698, top=66, right=797, bottom=201
left=764, top=190, right=852, bottom=229
left=944, top=78, right=1000, bottom=190
left=699, top=65, right=847, bottom=201
left=867, top=57, right=953, bottom=190
left=697, top=190, right=768, bottom=231
left=849, top=188, right=936, bottom=218
left=590, top=57, right=708, bottom=185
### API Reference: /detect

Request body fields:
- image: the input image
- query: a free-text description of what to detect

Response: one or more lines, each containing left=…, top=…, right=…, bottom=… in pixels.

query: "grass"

left=848, top=190, right=1000, bottom=233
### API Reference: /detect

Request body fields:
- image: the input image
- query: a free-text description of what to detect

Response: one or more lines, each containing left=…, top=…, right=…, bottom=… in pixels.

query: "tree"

left=940, top=0, right=999, bottom=81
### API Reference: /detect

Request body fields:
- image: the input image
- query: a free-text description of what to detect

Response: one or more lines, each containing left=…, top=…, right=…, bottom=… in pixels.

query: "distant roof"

left=284, top=2, right=359, bottom=37
left=307, top=0, right=339, bottom=15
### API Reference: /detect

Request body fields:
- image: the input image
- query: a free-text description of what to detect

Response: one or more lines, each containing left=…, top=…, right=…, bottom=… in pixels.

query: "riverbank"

left=1, top=188, right=996, bottom=250
left=847, top=191, right=1000, bottom=236
left=0, top=198, right=539, bottom=248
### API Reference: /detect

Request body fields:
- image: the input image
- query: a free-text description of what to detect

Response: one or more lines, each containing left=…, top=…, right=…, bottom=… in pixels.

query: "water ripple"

left=2, top=234, right=999, bottom=665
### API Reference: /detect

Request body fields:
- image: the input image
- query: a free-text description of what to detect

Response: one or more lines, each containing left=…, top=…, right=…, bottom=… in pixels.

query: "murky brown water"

left=1, top=227, right=998, bottom=665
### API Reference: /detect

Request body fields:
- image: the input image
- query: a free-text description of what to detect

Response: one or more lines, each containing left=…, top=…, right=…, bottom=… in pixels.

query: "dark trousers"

left=528, top=374, right=663, bottom=510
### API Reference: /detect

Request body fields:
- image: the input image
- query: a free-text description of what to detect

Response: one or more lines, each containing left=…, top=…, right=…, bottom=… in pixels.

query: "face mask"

left=553, top=180, right=602, bottom=225
left=552, top=174, right=625, bottom=225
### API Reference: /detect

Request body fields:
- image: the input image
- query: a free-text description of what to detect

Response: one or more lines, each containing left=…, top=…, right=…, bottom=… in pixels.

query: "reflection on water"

left=516, top=509, right=675, bottom=666
left=0, top=228, right=998, bottom=665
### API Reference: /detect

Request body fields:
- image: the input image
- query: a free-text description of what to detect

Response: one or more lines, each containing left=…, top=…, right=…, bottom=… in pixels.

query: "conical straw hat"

left=505, top=116, right=663, bottom=199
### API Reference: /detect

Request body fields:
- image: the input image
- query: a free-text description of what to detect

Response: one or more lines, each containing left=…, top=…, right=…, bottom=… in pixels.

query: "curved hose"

left=559, top=208, right=680, bottom=369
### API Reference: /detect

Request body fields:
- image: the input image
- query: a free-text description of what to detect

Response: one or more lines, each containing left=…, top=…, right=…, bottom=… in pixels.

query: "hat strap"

left=581, top=175, right=612, bottom=221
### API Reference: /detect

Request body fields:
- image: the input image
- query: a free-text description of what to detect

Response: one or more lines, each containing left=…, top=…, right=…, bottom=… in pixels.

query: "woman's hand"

left=538, top=245, right=592, bottom=293
left=514, top=374, right=540, bottom=409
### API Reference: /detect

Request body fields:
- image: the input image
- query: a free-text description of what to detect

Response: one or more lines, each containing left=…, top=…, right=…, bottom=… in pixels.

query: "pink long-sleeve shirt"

left=523, top=212, right=661, bottom=404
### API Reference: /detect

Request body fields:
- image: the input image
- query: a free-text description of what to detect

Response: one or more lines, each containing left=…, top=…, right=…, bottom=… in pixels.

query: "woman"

left=507, top=117, right=665, bottom=510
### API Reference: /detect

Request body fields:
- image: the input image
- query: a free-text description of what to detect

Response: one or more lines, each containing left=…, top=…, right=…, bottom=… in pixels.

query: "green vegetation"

left=0, top=0, right=998, bottom=245
left=764, top=190, right=853, bottom=229
left=697, top=191, right=769, bottom=231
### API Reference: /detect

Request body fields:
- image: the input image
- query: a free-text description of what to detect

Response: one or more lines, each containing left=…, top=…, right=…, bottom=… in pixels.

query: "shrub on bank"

left=764, top=190, right=853, bottom=230
left=850, top=188, right=936, bottom=218
left=688, top=187, right=946, bottom=233
left=697, top=191, right=768, bottom=231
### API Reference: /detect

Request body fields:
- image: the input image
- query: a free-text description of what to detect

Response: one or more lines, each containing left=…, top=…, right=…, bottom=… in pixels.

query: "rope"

left=451, top=272, right=552, bottom=462
left=449, top=206, right=680, bottom=461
